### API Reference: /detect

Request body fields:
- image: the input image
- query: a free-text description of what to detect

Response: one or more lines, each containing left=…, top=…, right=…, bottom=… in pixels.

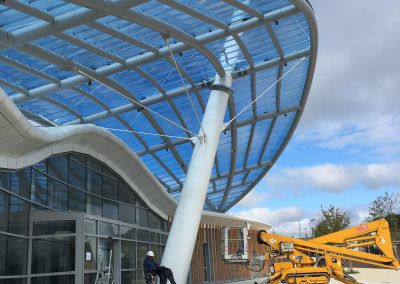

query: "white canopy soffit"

left=0, top=0, right=317, bottom=213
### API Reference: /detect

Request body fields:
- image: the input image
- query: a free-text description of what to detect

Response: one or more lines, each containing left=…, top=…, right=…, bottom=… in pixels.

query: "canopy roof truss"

left=0, top=0, right=316, bottom=212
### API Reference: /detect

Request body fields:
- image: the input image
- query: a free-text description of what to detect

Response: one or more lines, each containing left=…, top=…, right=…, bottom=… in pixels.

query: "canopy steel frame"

left=0, top=0, right=317, bottom=214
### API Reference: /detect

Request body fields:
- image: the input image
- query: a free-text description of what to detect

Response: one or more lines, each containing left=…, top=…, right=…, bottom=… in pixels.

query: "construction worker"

left=151, top=266, right=176, bottom=284
left=143, top=251, right=158, bottom=281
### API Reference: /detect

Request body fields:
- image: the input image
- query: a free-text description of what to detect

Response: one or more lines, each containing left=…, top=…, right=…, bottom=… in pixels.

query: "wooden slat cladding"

left=188, top=224, right=269, bottom=283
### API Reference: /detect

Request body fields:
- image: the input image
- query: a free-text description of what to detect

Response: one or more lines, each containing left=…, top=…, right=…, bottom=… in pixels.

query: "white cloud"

left=296, top=0, right=400, bottom=158
left=235, top=206, right=308, bottom=236
left=235, top=203, right=372, bottom=237
left=266, top=163, right=400, bottom=193
left=235, top=190, right=272, bottom=209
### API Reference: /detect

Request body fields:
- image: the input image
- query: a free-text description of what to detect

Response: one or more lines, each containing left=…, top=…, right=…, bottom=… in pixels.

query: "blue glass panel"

left=135, top=1, right=218, bottom=36
left=255, top=66, right=279, bottom=115
left=111, top=69, right=159, bottom=101
left=216, top=130, right=232, bottom=174
left=272, top=13, right=311, bottom=55
left=25, top=0, right=83, bottom=17
left=280, top=57, right=309, bottom=109
left=0, top=62, right=48, bottom=90
left=235, top=124, right=252, bottom=168
left=33, top=35, right=113, bottom=69
left=246, top=119, right=273, bottom=166
left=18, top=99, right=75, bottom=124
left=247, top=0, right=291, bottom=14
left=232, top=75, right=252, bottom=122
left=96, top=16, right=164, bottom=49
left=207, top=37, right=248, bottom=71
left=0, top=6, right=43, bottom=32
left=239, top=26, right=279, bottom=64
left=174, top=48, right=216, bottom=83
left=1, top=49, right=75, bottom=81
left=185, top=0, right=249, bottom=26
left=49, top=89, right=104, bottom=117
left=262, top=111, right=296, bottom=162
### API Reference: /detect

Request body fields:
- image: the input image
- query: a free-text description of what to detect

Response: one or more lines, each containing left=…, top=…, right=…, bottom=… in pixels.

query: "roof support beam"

left=2, top=0, right=54, bottom=23
left=218, top=96, right=237, bottom=211
left=5, top=5, right=300, bottom=104
left=66, top=0, right=226, bottom=77
left=15, top=42, right=192, bottom=183
left=169, top=161, right=271, bottom=193
left=63, top=49, right=308, bottom=125
left=222, top=0, right=318, bottom=212
left=0, top=55, right=60, bottom=85
left=1, top=0, right=147, bottom=47
left=136, top=105, right=300, bottom=156
left=158, top=0, right=229, bottom=31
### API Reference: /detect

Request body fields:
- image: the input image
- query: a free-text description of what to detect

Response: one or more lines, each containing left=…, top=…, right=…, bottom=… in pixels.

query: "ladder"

left=95, top=246, right=114, bottom=284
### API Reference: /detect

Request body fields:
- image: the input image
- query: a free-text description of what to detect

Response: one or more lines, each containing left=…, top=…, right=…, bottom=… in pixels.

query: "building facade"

left=0, top=152, right=270, bottom=284
left=0, top=152, right=167, bottom=284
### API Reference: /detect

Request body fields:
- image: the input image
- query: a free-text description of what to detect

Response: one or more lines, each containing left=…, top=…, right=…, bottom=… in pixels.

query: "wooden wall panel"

left=188, top=224, right=269, bottom=284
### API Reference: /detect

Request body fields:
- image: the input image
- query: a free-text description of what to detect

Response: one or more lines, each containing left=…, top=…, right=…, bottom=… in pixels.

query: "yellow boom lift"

left=256, top=219, right=399, bottom=284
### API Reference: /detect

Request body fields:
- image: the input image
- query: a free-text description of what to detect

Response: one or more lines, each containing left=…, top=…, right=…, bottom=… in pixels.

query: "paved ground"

left=229, top=268, right=400, bottom=284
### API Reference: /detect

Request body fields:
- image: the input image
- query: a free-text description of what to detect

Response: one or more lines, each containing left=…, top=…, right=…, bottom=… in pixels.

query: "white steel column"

left=161, top=74, right=232, bottom=283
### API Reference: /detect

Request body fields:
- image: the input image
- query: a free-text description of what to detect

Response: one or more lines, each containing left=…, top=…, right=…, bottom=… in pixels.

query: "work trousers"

left=160, top=269, right=176, bottom=284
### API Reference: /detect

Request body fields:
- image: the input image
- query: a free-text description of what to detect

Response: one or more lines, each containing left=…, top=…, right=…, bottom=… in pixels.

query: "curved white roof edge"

left=0, top=87, right=270, bottom=230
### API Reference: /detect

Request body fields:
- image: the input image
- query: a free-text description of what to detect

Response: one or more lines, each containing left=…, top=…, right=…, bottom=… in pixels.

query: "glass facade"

left=0, top=152, right=167, bottom=283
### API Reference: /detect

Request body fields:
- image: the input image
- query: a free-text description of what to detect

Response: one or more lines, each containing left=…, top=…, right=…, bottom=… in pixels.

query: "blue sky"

left=229, top=0, right=400, bottom=236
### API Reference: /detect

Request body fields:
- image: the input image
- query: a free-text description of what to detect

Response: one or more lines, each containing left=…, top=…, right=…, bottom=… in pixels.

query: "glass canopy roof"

left=0, top=0, right=316, bottom=212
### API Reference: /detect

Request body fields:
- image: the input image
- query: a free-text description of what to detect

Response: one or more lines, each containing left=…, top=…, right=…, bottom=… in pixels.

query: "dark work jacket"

left=143, top=256, right=158, bottom=275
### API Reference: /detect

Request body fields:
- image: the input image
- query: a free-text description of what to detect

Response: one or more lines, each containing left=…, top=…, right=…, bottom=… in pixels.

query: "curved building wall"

left=0, top=152, right=167, bottom=283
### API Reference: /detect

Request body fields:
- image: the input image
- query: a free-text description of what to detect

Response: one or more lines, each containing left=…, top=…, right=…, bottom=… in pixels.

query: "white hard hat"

left=147, top=251, right=155, bottom=257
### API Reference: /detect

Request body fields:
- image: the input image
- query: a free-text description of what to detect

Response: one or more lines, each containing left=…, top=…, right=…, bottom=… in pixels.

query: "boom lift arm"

left=257, top=219, right=399, bottom=284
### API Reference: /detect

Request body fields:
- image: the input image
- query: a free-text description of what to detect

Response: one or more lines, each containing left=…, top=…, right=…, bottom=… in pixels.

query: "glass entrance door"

left=28, top=211, right=84, bottom=284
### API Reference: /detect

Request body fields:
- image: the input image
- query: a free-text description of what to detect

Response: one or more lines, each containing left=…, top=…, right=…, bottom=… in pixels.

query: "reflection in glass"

left=137, top=229, right=149, bottom=242
left=47, top=179, right=68, bottom=211
left=148, top=211, right=162, bottom=230
left=6, top=235, right=28, bottom=275
left=31, top=275, right=74, bottom=284
left=103, top=175, right=118, bottom=201
left=119, top=203, right=135, bottom=225
left=118, top=182, right=135, bottom=205
left=8, top=196, right=29, bottom=236
left=103, top=199, right=118, bottom=220
left=32, top=236, right=75, bottom=273
left=122, top=270, right=136, bottom=284
left=10, top=169, right=31, bottom=198
left=0, top=191, right=9, bottom=232
left=85, top=219, right=97, bottom=235
left=84, top=236, right=97, bottom=270
left=69, top=187, right=85, bottom=212
left=120, top=226, right=135, bottom=240
left=69, top=159, right=86, bottom=190
left=98, top=221, right=118, bottom=237
left=137, top=207, right=148, bottom=227
left=86, top=168, right=101, bottom=195
left=31, top=169, right=47, bottom=206
left=121, top=241, right=136, bottom=269
left=0, top=171, right=9, bottom=189
left=33, top=220, right=75, bottom=236
left=86, top=195, right=102, bottom=216
left=0, top=234, right=6, bottom=276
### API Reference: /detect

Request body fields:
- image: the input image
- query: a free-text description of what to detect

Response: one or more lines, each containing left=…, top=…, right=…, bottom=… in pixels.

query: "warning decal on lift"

left=357, top=224, right=368, bottom=232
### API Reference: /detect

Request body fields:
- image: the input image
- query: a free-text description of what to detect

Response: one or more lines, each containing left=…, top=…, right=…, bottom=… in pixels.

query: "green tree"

left=314, top=205, right=351, bottom=237
left=367, top=191, right=400, bottom=241
left=367, top=191, right=399, bottom=220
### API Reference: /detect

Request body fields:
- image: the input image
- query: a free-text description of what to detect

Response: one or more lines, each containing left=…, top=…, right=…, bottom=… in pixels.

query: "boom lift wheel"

left=285, top=275, right=296, bottom=284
